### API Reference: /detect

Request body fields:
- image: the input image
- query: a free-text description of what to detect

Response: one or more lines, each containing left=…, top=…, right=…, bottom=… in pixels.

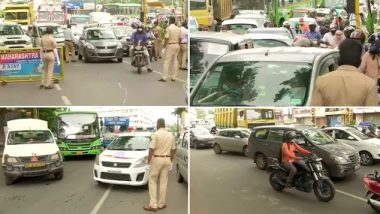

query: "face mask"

left=331, top=30, right=336, bottom=35
left=137, top=28, right=143, bottom=32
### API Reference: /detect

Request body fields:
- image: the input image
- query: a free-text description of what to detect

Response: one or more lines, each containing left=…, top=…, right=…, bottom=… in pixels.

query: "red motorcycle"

left=364, top=171, right=380, bottom=213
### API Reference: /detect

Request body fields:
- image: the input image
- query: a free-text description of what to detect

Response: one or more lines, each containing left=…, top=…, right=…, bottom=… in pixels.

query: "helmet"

left=350, top=29, right=366, bottom=44
left=368, top=32, right=380, bottom=54
left=283, top=21, right=290, bottom=27
left=285, top=131, right=298, bottom=143
left=343, top=25, right=355, bottom=38
left=329, top=24, right=337, bottom=30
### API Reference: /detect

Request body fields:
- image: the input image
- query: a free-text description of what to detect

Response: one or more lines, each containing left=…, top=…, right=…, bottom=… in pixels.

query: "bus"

left=56, top=112, right=102, bottom=157
left=266, top=0, right=317, bottom=27
left=101, top=3, right=141, bottom=16
left=190, top=0, right=233, bottom=29
left=214, top=108, right=275, bottom=129
left=101, top=116, right=129, bottom=148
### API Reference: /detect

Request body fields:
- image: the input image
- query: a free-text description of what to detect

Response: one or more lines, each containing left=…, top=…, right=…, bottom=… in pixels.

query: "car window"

left=323, top=129, right=334, bottom=137
left=253, top=39, right=290, bottom=48
left=254, top=129, right=268, bottom=139
left=192, top=61, right=313, bottom=106
left=218, top=131, right=227, bottom=137
left=182, top=132, right=189, bottom=149
left=319, top=56, right=337, bottom=76
left=335, top=130, right=354, bottom=140
left=267, top=129, right=284, bottom=142
left=227, top=131, right=237, bottom=137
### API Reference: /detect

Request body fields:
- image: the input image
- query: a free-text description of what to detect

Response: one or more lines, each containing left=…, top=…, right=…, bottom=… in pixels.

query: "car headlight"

left=134, top=156, right=148, bottom=168
left=5, top=156, right=18, bottom=163
left=374, top=144, right=380, bottom=150
left=51, top=152, right=61, bottom=160
left=332, top=155, right=350, bottom=164
left=86, top=43, right=95, bottom=49
left=95, top=155, right=100, bottom=165
left=117, top=42, right=122, bottom=49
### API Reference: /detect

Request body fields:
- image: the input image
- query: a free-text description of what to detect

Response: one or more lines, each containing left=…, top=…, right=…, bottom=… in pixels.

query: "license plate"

left=76, top=151, right=84, bottom=155
left=107, top=170, right=121, bottom=174
left=25, top=162, right=46, bottom=168
left=97, top=49, right=112, bottom=53
left=355, top=164, right=360, bottom=170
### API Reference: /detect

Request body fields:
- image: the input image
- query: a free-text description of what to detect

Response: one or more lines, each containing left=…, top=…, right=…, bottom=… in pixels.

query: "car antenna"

left=265, top=49, right=269, bottom=56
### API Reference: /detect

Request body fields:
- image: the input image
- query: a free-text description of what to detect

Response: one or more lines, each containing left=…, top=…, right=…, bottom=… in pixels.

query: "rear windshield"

left=7, top=130, right=54, bottom=145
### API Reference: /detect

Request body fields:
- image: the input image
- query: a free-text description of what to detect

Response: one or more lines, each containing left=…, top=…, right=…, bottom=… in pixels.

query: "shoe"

left=147, top=68, right=153, bottom=72
left=39, top=85, right=44, bottom=89
left=171, top=79, right=176, bottom=82
left=286, top=182, right=292, bottom=188
left=71, top=60, right=77, bottom=62
left=65, top=61, right=69, bottom=63
left=143, top=205, right=157, bottom=212
left=158, top=205, right=167, bottom=210
left=45, top=85, right=54, bottom=89
left=159, top=56, right=162, bottom=59
left=158, top=79, right=166, bottom=82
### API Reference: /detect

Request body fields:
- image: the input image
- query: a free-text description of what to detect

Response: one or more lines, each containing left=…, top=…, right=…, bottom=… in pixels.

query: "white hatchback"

left=93, top=132, right=152, bottom=186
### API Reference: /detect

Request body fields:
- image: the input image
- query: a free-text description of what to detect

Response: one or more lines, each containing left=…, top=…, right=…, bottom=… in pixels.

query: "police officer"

left=40, top=26, right=60, bottom=89
left=153, top=21, right=163, bottom=59
left=64, top=24, right=76, bottom=63
left=143, top=118, right=176, bottom=212
left=178, top=21, right=188, bottom=70
left=159, top=16, right=181, bottom=82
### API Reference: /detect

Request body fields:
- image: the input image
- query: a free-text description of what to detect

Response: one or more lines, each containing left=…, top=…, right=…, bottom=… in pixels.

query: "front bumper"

left=329, top=162, right=360, bottom=177
left=93, top=163, right=148, bottom=186
left=85, top=48, right=123, bottom=60
left=60, top=149, right=101, bottom=156
left=3, top=161, right=63, bottom=178
left=0, top=44, right=33, bottom=49
left=196, top=140, right=214, bottom=147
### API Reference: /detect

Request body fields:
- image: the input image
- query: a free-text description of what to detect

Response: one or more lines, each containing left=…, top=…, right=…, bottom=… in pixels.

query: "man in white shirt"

left=178, top=22, right=188, bottom=70
left=321, top=24, right=337, bottom=47
left=64, top=24, right=76, bottom=63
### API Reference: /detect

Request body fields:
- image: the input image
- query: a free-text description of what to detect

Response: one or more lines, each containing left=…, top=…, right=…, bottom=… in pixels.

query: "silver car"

left=176, top=131, right=188, bottom=183
left=214, top=128, right=251, bottom=156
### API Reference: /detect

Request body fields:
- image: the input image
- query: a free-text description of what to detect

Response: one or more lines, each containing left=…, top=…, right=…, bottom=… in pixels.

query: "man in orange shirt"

left=282, top=131, right=311, bottom=187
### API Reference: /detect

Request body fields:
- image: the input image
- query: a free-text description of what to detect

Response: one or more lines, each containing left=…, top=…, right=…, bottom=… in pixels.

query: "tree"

left=172, top=107, right=187, bottom=137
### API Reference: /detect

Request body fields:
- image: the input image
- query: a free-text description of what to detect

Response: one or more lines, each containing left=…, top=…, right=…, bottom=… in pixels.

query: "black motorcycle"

left=146, top=40, right=156, bottom=62
left=267, top=154, right=335, bottom=202
left=132, top=41, right=149, bottom=74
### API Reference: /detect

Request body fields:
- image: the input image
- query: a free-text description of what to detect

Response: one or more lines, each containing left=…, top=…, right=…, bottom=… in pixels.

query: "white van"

left=89, top=12, right=112, bottom=24
left=1, top=119, right=64, bottom=185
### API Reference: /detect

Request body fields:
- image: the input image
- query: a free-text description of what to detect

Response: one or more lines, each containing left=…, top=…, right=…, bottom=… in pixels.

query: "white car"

left=93, top=132, right=152, bottom=186
left=221, top=18, right=258, bottom=34
left=29, top=23, right=65, bottom=48
left=189, top=16, right=199, bottom=32
left=1, top=119, right=64, bottom=185
left=0, top=23, right=33, bottom=49
left=323, top=127, right=380, bottom=166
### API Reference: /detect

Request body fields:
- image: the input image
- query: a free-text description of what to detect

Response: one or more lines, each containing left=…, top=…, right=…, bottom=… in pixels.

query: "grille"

left=100, top=172, right=131, bottom=181
left=4, top=40, right=26, bottom=45
left=102, top=161, right=131, bottom=168
left=349, top=154, right=359, bottom=165
left=9, top=46, right=25, bottom=48
left=107, top=46, right=117, bottom=49
left=96, top=46, right=105, bottom=49
left=98, top=53, right=115, bottom=57
left=19, top=155, right=49, bottom=163
left=23, top=166, right=48, bottom=171
left=67, top=146, right=91, bottom=150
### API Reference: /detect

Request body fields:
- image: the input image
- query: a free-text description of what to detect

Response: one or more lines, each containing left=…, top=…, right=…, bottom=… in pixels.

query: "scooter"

left=132, top=41, right=149, bottom=74
left=364, top=171, right=380, bottom=213
left=267, top=154, right=335, bottom=202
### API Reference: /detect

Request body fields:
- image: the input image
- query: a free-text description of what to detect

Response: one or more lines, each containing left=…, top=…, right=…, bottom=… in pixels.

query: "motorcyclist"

left=304, top=23, right=322, bottom=41
left=129, top=24, right=152, bottom=72
left=321, top=24, right=337, bottom=46
left=351, top=29, right=368, bottom=56
left=343, top=25, right=356, bottom=39
left=282, top=131, right=311, bottom=188
left=283, top=21, right=295, bottom=38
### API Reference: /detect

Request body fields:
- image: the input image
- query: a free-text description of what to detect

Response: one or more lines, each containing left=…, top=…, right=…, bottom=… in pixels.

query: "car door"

left=217, top=130, right=229, bottom=151
left=265, top=128, right=285, bottom=158
left=317, top=54, right=338, bottom=76
left=176, top=132, right=188, bottom=182
left=334, top=129, right=360, bottom=151
left=232, top=130, right=249, bottom=152
left=226, top=130, right=240, bottom=151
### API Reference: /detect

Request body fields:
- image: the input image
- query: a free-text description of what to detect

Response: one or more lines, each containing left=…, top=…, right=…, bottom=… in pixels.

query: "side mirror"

left=80, top=36, right=85, bottom=40
left=234, top=135, right=241, bottom=139
left=297, top=140, right=306, bottom=145
left=347, top=136, right=355, bottom=140
left=117, top=36, right=122, bottom=40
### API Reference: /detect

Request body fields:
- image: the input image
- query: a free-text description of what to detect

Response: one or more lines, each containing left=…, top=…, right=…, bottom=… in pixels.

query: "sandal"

left=158, top=205, right=167, bottom=210
left=143, top=205, right=157, bottom=212
left=45, top=86, right=54, bottom=89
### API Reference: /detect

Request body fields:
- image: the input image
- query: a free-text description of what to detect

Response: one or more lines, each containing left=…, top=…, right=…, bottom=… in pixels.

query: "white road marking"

left=336, top=189, right=367, bottom=202
left=117, top=82, right=123, bottom=89
left=122, top=88, right=128, bottom=105
left=90, top=185, right=113, bottom=214
left=54, top=84, right=62, bottom=91
left=61, top=96, right=72, bottom=105
left=152, top=70, right=187, bottom=83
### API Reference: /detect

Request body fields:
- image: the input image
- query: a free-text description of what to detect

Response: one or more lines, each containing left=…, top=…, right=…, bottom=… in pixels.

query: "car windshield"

left=7, top=130, right=54, bottom=145
left=57, top=114, right=99, bottom=139
left=249, top=29, right=290, bottom=39
left=235, top=15, right=265, bottom=26
left=241, top=130, right=251, bottom=137
left=0, top=25, right=24, bottom=35
left=5, top=12, right=28, bottom=20
left=253, top=39, right=289, bottom=48
left=192, top=61, right=313, bottom=106
left=190, top=0, right=206, bottom=10
left=293, top=12, right=308, bottom=18
left=224, top=24, right=257, bottom=34
left=87, top=29, right=116, bottom=40
left=38, top=11, right=50, bottom=21
left=113, top=27, right=134, bottom=37
left=316, top=12, right=328, bottom=17
left=51, top=12, right=63, bottom=22
left=348, top=128, right=370, bottom=140
left=38, top=26, right=64, bottom=38
left=193, top=128, right=209, bottom=135
left=302, top=129, right=335, bottom=145
left=108, top=136, right=151, bottom=151
left=189, top=19, right=198, bottom=32
left=71, top=16, right=89, bottom=24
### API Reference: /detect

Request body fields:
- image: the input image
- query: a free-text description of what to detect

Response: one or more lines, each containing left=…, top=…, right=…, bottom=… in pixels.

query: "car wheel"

left=117, top=57, right=123, bottom=63
left=176, top=164, right=184, bottom=183
left=255, top=153, right=267, bottom=170
left=321, top=162, right=331, bottom=177
left=243, top=146, right=249, bottom=157
left=5, top=175, right=14, bottom=185
left=78, top=53, right=83, bottom=60
left=53, top=171, right=64, bottom=180
left=194, top=141, right=199, bottom=149
left=360, top=151, right=374, bottom=166
left=213, top=143, right=222, bottom=154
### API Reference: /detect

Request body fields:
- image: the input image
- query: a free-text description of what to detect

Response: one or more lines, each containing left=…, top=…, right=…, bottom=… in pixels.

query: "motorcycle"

left=132, top=41, right=149, bottom=74
left=146, top=40, right=156, bottom=62
left=267, top=154, right=335, bottom=202
left=364, top=171, right=380, bottom=213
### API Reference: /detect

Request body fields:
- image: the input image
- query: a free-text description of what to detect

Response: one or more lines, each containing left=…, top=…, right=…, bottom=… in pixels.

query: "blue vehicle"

left=101, top=117, right=129, bottom=148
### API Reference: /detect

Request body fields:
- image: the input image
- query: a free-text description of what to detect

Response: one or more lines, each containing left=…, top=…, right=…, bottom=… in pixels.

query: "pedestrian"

left=283, top=21, right=295, bottom=38
left=299, top=18, right=309, bottom=33
left=360, top=33, right=380, bottom=92
left=322, top=24, right=337, bottom=46
left=63, top=24, right=76, bottom=63
left=330, top=30, right=345, bottom=49
left=159, top=16, right=181, bottom=82
left=178, top=21, right=188, bottom=71
left=143, top=118, right=176, bottom=212
left=311, top=39, right=378, bottom=106
left=153, top=21, right=163, bottom=59
left=40, top=26, right=60, bottom=90
left=350, top=29, right=368, bottom=56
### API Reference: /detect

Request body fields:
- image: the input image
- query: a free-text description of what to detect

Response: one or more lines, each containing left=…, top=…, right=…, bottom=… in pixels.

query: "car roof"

left=35, top=22, right=60, bottom=26
left=217, top=47, right=337, bottom=63
left=190, top=31, right=250, bottom=44
left=323, top=127, right=354, bottom=130
left=116, top=132, right=152, bottom=137
left=253, top=125, right=315, bottom=130
left=222, top=19, right=259, bottom=25
left=85, top=27, right=112, bottom=31
left=219, top=128, right=251, bottom=131
left=244, top=33, right=291, bottom=40
left=249, top=27, right=287, bottom=32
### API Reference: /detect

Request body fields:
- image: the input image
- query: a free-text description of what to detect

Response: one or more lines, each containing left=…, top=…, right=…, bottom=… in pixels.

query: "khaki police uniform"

left=178, top=26, right=188, bottom=69
left=162, top=24, right=181, bottom=81
left=41, top=34, right=57, bottom=87
left=64, top=28, right=76, bottom=62
left=148, top=128, right=176, bottom=209
left=154, top=25, right=163, bottom=58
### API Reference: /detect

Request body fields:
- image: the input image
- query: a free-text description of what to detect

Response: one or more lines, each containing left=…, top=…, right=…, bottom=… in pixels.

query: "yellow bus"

left=236, top=108, right=276, bottom=129
left=190, top=0, right=233, bottom=29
